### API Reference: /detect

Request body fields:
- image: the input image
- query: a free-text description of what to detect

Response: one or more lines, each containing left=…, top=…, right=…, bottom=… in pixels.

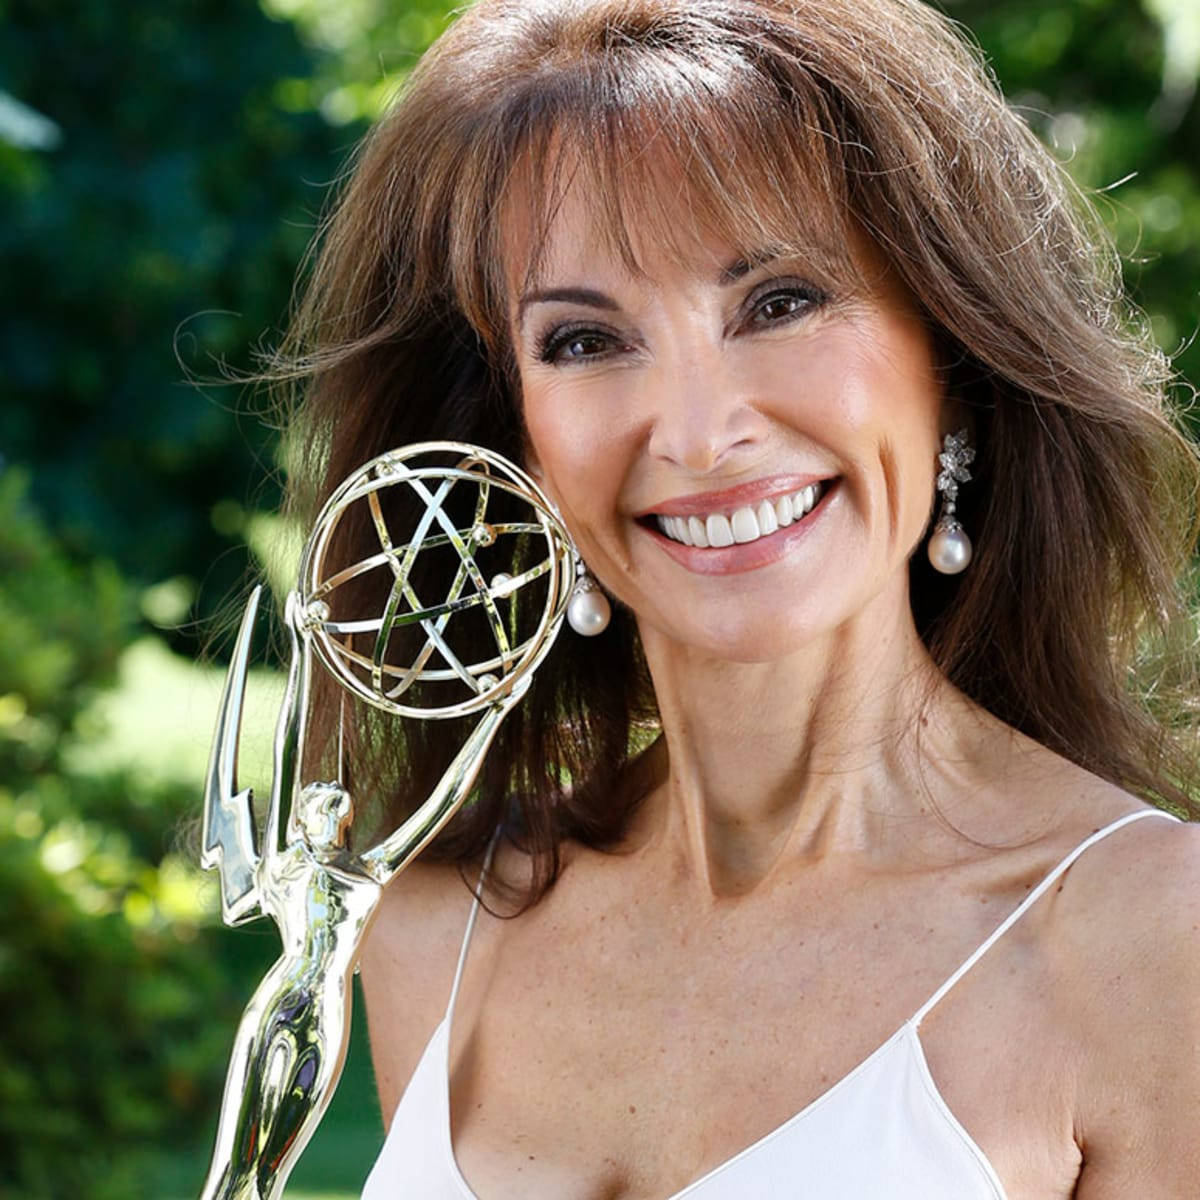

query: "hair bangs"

left=453, top=16, right=863, bottom=354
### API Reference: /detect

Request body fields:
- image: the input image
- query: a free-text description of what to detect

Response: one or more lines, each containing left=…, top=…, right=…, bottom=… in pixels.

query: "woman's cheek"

left=523, top=376, right=628, bottom=494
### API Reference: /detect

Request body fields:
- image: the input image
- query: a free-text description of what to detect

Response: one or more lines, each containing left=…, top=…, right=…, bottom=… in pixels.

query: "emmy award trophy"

left=198, top=442, right=576, bottom=1200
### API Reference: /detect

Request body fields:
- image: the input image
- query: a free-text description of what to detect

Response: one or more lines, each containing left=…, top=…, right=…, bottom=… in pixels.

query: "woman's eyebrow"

left=515, top=253, right=783, bottom=328
left=516, top=287, right=619, bottom=327
left=715, top=256, right=753, bottom=284
left=718, top=253, right=774, bottom=284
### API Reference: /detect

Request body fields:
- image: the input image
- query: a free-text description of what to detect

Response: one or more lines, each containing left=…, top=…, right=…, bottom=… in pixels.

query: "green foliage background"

left=0, top=1, right=1196, bottom=1196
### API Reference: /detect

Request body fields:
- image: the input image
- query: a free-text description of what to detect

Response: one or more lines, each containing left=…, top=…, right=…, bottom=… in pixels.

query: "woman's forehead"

left=496, top=141, right=858, bottom=304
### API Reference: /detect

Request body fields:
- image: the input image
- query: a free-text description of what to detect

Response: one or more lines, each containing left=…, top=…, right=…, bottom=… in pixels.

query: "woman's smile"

left=640, top=476, right=839, bottom=574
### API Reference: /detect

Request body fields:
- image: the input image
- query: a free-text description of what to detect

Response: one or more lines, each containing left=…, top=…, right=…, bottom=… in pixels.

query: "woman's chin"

left=638, top=609, right=837, bottom=665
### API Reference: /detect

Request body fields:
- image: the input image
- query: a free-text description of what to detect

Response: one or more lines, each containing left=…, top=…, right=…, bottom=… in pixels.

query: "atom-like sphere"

left=296, top=443, right=574, bottom=719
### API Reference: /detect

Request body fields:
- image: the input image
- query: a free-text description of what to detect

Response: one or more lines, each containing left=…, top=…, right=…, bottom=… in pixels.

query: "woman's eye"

left=537, top=326, right=616, bottom=365
left=560, top=333, right=609, bottom=360
left=748, top=284, right=825, bottom=328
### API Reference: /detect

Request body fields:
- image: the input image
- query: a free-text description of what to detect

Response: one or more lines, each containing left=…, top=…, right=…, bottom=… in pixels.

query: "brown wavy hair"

left=272, top=0, right=1200, bottom=904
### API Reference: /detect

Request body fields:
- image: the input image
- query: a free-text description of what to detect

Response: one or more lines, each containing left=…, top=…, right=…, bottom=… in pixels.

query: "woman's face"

left=506, top=188, right=948, bottom=662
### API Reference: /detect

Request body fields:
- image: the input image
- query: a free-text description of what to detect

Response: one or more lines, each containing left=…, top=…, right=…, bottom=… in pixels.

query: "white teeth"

left=756, top=500, right=778, bottom=535
left=706, top=513, right=735, bottom=548
left=730, top=506, right=760, bottom=544
left=788, top=486, right=816, bottom=519
left=655, top=482, right=826, bottom=548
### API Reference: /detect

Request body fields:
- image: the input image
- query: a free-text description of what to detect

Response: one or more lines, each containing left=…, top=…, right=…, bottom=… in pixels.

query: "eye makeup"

left=530, top=275, right=829, bottom=367
left=535, top=322, right=626, bottom=365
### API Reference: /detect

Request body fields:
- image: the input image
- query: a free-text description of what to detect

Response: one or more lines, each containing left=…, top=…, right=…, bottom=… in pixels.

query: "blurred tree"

left=0, top=0, right=355, bottom=648
left=0, top=471, right=253, bottom=1200
left=0, top=4, right=384, bottom=1196
left=262, top=0, right=458, bottom=124
left=950, top=0, right=1200, bottom=400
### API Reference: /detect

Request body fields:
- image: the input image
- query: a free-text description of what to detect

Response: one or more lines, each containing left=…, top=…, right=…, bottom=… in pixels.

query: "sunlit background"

left=2, top=1, right=1198, bottom=1197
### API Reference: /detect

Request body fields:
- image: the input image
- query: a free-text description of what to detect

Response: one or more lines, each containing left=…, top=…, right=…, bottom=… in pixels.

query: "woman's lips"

left=636, top=473, right=833, bottom=520
left=643, top=478, right=839, bottom=575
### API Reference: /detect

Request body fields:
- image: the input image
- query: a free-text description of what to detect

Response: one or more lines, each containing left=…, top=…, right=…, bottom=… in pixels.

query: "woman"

left=274, top=0, right=1200, bottom=1195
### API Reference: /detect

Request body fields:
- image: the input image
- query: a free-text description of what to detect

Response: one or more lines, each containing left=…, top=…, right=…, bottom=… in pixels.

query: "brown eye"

left=559, top=334, right=609, bottom=360
left=748, top=282, right=825, bottom=329
left=537, top=324, right=619, bottom=365
left=760, top=294, right=804, bottom=321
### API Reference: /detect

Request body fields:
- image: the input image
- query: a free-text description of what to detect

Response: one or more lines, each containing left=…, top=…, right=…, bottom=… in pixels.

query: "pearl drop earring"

left=927, top=429, right=974, bottom=575
left=566, top=557, right=611, bottom=636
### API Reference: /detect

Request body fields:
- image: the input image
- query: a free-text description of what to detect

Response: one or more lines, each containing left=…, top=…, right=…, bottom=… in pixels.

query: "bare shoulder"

left=1048, top=799, right=1198, bottom=955
left=1045, top=802, right=1200, bottom=1196
left=358, top=857, right=480, bottom=1128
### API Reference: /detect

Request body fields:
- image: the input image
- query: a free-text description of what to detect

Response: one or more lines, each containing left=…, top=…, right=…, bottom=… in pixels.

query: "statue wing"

left=201, top=585, right=263, bottom=925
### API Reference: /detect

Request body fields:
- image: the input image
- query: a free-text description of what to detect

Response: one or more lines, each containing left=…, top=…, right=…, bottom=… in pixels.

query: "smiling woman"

left=510, top=209, right=949, bottom=651
left=270, top=1, right=1200, bottom=1197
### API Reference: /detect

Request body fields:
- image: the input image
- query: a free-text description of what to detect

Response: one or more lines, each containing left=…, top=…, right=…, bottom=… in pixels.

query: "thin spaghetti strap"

left=445, top=829, right=501, bottom=1024
left=912, top=808, right=1181, bottom=1028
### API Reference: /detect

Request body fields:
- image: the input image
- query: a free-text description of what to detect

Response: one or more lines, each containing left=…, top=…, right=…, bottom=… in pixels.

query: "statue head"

left=296, top=781, right=354, bottom=853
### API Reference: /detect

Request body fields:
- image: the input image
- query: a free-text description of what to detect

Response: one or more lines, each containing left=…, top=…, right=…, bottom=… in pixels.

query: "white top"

left=361, top=807, right=1180, bottom=1199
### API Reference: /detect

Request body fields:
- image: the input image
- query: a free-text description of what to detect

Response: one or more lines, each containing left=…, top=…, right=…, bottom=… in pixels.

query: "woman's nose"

left=643, top=342, right=763, bottom=474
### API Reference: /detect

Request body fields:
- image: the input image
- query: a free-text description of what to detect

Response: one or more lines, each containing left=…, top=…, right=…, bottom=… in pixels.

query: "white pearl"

left=927, top=525, right=973, bottom=575
left=567, top=586, right=611, bottom=636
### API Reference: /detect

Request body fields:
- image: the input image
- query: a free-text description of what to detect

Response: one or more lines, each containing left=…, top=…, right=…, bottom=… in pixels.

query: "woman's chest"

left=441, top=902, right=1084, bottom=1200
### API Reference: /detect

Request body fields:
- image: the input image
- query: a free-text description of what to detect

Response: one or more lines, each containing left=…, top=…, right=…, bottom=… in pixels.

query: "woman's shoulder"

left=1048, top=794, right=1198, bottom=960
left=358, top=856, right=484, bottom=1126
left=1041, top=792, right=1200, bottom=1191
left=363, top=855, right=478, bottom=967
left=989, top=741, right=1198, bottom=1034
left=1047, top=788, right=1198, bottom=984
left=1011, top=749, right=1198, bottom=954
left=356, top=837, right=543, bottom=1122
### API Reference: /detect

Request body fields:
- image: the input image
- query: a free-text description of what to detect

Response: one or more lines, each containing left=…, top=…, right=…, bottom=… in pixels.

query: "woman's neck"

left=630, top=580, right=1006, bottom=896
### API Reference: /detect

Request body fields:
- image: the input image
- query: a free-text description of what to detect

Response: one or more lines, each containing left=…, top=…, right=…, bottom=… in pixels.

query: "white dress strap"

left=444, top=830, right=501, bottom=1024
left=912, top=807, right=1181, bottom=1027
